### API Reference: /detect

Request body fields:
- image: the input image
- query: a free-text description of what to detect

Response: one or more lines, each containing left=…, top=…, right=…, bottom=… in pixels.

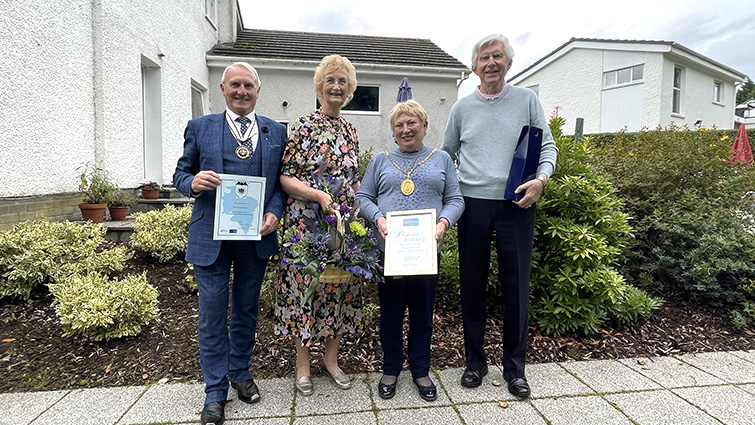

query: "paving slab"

left=368, top=372, right=453, bottom=410
left=118, top=382, right=205, bottom=424
left=673, top=385, right=755, bottom=425
left=738, top=383, right=755, bottom=396
left=226, top=377, right=293, bottom=420
left=526, top=362, right=595, bottom=398
left=436, top=367, right=517, bottom=404
left=227, top=419, right=289, bottom=425
left=457, top=400, right=547, bottom=425
left=618, top=356, right=724, bottom=388
left=32, top=386, right=144, bottom=425
left=606, top=389, right=720, bottom=425
left=676, top=352, right=755, bottom=384
left=377, top=406, right=461, bottom=425
left=293, top=374, right=373, bottom=416
left=1, top=390, right=68, bottom=425
left=532, top=395, right=634, bottom=425
left=730, top=350, right=755, bottom=365
left=560, top=359, right=661, bottom=393
left=293, top=411, right=377, bottom=425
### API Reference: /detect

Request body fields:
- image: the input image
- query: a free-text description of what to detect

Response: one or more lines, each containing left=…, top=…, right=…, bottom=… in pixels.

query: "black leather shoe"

left=201, top=401, right=226, bottom=425
left=503, top=372, right=531, bottom=398
left=461, top=364, right=488, bottom=388
left=377, top=378, right=396, bottom=399
left=413, top=378, right=437, bottom=402
left=231, top=379, right=260, bottom=404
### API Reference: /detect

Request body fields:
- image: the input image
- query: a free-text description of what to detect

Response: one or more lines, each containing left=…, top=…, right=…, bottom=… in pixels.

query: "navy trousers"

left=378, top=270, right=438, bottom=379
left=194, top=240, right=267, bottom=404
left=458, top=197, right=536, bottom=378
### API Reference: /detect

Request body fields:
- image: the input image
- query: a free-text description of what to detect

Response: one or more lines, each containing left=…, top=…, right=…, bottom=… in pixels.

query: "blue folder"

left=504, top=126, right=542, bottom=201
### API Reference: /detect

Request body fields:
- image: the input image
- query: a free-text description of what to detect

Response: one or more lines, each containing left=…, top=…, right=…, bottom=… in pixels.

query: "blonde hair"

left=313, top=55, right=358, bottom=106
left=390, top=100, right=428, bottom=129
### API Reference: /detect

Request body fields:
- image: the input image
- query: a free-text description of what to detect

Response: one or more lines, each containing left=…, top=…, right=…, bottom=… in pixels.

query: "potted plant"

left=139, top=181, right=161, bottom=199
left=106, top=189, right=136, bottom=221
left=78, top=165, right=115, bottom=223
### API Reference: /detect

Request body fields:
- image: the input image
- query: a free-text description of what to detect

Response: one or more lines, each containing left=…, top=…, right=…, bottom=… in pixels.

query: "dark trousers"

left=378, top=271, right=438, bottom=379
left=458, top=197, right=536, bottom=378
left=194, top=241, right=267, bottom=404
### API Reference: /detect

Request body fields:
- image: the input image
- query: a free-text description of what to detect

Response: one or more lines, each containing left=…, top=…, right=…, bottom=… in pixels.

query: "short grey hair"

left=471, top=34, right=514, bottom=66
left=221, top=62, right=261, bottom=87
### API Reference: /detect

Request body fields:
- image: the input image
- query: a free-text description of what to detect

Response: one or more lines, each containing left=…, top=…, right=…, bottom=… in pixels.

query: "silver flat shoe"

left=322, top=365, right=352, bottom=390
left=295, top=375, right=313, bottom=396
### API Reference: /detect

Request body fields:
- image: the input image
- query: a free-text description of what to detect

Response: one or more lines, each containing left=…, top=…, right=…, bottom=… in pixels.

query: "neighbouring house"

left=508, top=38, right=747, bottom=134
left=0, top=1, right=468, bottom=229
left=735, top=98, right=755, bottom=129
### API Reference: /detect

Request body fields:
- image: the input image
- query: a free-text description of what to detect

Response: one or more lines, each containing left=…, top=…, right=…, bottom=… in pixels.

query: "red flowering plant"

left=281, top=170, right=382, bottom=304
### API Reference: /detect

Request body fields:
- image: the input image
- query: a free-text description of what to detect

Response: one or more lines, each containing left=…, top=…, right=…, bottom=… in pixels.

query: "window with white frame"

left=713, top=81, right=722, bottom=103
left=205, top=0, right=217, bottom=28
left=191, top=81, right=207, bottom=119
left=672, top=66, right=683, bottom=114
left=604, top=64, right=644, bottom=88
left=317, top=85, right=380, bottom=112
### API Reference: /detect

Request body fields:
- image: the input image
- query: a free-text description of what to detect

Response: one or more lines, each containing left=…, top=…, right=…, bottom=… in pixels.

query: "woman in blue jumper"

left=356, top=100, right=464, bottom=402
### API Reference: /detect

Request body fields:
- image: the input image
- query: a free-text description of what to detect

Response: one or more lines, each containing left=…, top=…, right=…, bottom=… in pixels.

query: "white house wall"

left=0, top=1, right=222, bottom=197
left=513, top=49, right=604, bottom=135
left=207, top=65, right=459, bottom=157
left=1, top=1, right=95, bottom=197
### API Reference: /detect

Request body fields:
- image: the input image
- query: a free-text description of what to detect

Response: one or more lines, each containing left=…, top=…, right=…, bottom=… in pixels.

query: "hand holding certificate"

left=213, top=173, right=266, bottom=240
left=384, top=209, right=438, bottom=276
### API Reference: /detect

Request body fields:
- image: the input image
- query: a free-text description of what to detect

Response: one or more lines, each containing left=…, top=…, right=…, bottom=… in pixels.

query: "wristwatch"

left=536, top=174, right=548, bottom=187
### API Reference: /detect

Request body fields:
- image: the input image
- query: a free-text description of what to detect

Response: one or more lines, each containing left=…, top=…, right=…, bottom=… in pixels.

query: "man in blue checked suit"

left=173, top=62, right=286, bottom=425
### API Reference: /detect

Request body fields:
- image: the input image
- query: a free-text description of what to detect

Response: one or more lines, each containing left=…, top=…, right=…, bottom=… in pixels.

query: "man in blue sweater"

left=441, top=34, right=558, bottom=399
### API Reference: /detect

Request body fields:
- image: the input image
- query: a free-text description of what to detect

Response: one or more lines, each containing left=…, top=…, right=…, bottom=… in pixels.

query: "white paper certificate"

left=384, top=209, right=437, bottom=276
left=213, top=174, right=266, bottom=240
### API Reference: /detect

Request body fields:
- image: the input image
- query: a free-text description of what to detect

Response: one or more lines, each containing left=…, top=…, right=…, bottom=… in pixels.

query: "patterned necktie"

left=236, top=116, right=250, bottom=134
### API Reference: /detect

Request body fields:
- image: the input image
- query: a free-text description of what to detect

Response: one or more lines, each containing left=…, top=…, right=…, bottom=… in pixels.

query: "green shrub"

left=131, top=204, right=192, bottom=262
left=530, top=117, right=661, bottom=336
left=591, top=126, right=755, bottom=326
left=49, top=272, right=159, bottom=341
left=0, top=219, right=131, bottom=300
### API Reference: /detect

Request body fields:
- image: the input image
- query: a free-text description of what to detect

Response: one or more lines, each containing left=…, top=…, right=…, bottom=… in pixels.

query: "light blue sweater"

left=355, top=144, right=465, bottom=250
left=441, top=86, right=558, bottom=200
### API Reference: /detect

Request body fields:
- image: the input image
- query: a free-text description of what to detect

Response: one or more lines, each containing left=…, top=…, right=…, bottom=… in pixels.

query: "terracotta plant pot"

left=79, top=203, right=107, bottom=223
left=108, top=206, right=129, bottom=221
left=142, top=188, right=159, bottom=199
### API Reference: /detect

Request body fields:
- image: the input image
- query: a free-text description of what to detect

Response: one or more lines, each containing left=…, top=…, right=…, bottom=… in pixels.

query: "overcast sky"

left=238, top=0, right=755, bottom=97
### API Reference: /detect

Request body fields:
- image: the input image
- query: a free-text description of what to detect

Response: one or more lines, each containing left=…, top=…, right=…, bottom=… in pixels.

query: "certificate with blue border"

left=384, top=209, right=437, bottom=276
left=213, top=174, right=265, bottom=240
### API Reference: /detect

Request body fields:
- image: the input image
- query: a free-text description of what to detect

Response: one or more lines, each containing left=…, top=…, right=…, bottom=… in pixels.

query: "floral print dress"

left=274, top=110, right=364, bottom=346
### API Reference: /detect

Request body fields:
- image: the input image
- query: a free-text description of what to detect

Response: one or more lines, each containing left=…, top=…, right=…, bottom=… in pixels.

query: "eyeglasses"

left=478, top=52, right=507, bottom=63
left=325, top=77, right=348, bottom=86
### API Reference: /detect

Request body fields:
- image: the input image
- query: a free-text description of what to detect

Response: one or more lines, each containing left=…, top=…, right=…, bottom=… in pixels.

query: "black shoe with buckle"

left=503, top=372, right=531, bottom=398
left=461, top=364, right=488, bottom=388
left=231, top=379, right=260, bottom=404
left=201, top=400, right=226, bottom=425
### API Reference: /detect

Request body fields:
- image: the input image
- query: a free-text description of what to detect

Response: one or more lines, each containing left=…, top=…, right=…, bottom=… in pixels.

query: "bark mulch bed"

left=2, top=248, right=754, bottom=393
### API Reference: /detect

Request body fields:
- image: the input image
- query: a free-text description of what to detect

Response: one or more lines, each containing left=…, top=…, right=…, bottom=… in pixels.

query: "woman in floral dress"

left=275, top=54, right=363, bottom=396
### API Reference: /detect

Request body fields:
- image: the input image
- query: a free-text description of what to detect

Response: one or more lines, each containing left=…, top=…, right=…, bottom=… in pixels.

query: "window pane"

left=343, top=86, right=380, bottom=112
left=617, top=68, right=631, bottom=84
left=191, top=87, right=205, bottom=119
left=632, top=65, right=644, bottom=81
left=674, top=67, right=682, bottom=88
left=672, top=89, right=681, bottom=114
left=604, top=71, right=616, bottom=86
left=713, top=82, right=722, bottom=102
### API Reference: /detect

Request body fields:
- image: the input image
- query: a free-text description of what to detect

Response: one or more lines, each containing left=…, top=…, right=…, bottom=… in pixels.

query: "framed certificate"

left=384, top=209, right=438, bottom=276
left=213, top=174, right=266, bottom=240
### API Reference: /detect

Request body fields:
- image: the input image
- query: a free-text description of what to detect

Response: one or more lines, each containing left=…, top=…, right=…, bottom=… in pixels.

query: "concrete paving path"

left=3, top=350, right=755, bottom=425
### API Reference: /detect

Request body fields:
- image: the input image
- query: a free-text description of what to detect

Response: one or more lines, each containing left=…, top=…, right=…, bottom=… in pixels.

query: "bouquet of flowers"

left=282, top=176, right=382, bottom=305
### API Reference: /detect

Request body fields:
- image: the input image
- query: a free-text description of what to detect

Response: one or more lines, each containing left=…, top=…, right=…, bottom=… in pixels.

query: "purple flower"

left=325, top=215, right=337, bottom=225
left=288, top=235, right=301, bottom=243
left=281, top=258, right=290, bottom=265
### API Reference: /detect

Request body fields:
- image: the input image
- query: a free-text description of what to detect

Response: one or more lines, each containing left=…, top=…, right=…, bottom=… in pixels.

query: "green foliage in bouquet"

left=49, top=272, right=159, bottom=341
left=131, top=204, right=192, bottom=262
left=281, top=177, right=381, bottom=306
left=529, top=115, right=661, bottom=336
left=0, top=219, right=130, bottom=300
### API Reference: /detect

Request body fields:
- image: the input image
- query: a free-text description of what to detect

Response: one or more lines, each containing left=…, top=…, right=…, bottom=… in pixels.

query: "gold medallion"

left=236, top=145, right=251, bottom=159
left=400, top=179, right=414, bottom=195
